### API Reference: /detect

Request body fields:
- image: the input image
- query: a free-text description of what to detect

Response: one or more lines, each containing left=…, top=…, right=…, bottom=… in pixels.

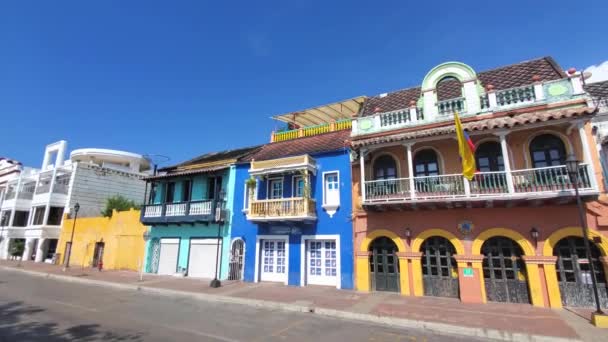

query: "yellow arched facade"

left=356, top=229, right=408, bottom=295
left=540, top=227, right=608, bottom=308
left=411, top=228, right=465, bottom=255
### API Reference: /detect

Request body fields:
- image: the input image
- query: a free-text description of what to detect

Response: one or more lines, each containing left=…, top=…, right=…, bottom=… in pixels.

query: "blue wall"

left=231, top=149, right=354, bottom=289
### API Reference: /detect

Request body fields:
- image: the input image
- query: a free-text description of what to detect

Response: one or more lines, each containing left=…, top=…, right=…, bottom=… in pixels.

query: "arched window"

left=414, top=150, right=439, bottom=177
left=530, top=134, right=566, bottom=168
left=373, top=155, right=397, bottom=180
left=475, top=142, right=504, bottom=172
left=436, top=76, right=463, bottom=101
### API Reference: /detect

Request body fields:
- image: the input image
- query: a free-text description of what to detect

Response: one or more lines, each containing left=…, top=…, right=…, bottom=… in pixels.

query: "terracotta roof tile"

left=248, top=130, right=351, bottom=161
left=352, top=107, right=596, bottom=147
left=161, top=145, right=261, bottom=172
left=585, top=80, right=608, bottom=100
left=361, top=57, right=565, bottom=116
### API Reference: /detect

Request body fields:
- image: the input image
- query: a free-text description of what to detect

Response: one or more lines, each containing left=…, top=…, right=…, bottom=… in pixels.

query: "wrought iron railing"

left=363, top=164, right=594, bottom=202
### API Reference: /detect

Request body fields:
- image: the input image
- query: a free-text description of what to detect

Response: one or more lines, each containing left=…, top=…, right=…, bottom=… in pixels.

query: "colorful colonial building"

left=141, top=146, right=259, bottom=280
left=349, top=57, right=608, bottom=309
left=230, top=100, right=361, bottom=289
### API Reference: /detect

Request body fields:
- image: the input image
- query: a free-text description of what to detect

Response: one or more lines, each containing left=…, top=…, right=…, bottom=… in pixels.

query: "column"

left=359, top=149, right=367, bottom=203
left=8, top=174, right=24, bottom=227
left=22, top=238, right=34, bottom=260
left=34, top=238, right=46, bottom=262
left=462, top=80, right=480, bottom=114
left=397, top=252, right=421, bottom=296
left=405, top=144, right=416, bottom=199
left=454, top=255, right=486, bottom=304
left=496, top=131, right=515, bottom=194
left=42, top=168, right=59, bottom=226
left=578, top=121, right=599, bottom=190
left=423, top=89, right=437, bottom=120
left=523, top=256, right=559, bottom=308
left=0, top=237, right=9, bottom=259
left=355, top=251, right=371, bottom=292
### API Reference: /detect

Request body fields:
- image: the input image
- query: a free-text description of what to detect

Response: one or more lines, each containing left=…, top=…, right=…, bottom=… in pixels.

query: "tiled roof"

left=160, top=145, right=261, bottom=172
left=145, top=165, right=229, bottom=180
left=585, top=80, right=608, bottom=100
left=248, top=130, right=351, bottom=161
left=352, top=107, right=596, bottom=147
left=360, top=57, right=565, bottom=116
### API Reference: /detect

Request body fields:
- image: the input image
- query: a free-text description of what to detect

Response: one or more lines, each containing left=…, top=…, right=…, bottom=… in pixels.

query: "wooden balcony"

left=141, top=200, right=216, bottom=225
left=363, top=164, right=597, bottom=209
left=247, top=197, right=316, bottom=222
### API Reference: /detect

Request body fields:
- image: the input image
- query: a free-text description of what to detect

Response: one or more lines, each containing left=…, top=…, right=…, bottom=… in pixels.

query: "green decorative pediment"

left=358, top=118, right=374, bottom=131
left=544, top=79, right=573, bottom=102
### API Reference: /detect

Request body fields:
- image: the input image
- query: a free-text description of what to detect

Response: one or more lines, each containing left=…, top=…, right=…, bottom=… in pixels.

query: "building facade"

left=349, top=57, right=608, bottom=309
left=57, top=208, right=147, bottom=271
left=0, top=141, right=150, bottom=263
left=230, top=115, right=356, bottom=289
left=0, top=158, right=24, bottom=259
left=141, top=147, right=259, bottom=280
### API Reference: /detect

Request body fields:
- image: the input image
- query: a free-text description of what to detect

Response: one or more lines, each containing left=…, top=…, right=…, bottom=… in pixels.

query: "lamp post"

left=210, top=189, right=225, bottom=288
left=565, top=154, right=605, bottom=315
left=63, top=202, right=80, bottom=271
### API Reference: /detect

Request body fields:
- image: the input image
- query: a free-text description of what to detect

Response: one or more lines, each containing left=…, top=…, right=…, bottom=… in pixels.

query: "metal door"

left=482, top=237, right=530, bottom=303
left=554, top=237, right=608, bottom=308
left=369, top=237, right=400, bottom=292
left=421, top=236, right=459, bottom=298
left=228, top=239, right=244, bottom=280
left=148, top=238, right=161, bottom=273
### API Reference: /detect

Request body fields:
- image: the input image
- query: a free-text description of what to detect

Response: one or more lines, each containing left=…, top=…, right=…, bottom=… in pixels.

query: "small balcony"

left=141, top=200, right=217, bottom=225
left=363, top=164, right=596, bottom=207
left=247, top=197, right=316, bottom=222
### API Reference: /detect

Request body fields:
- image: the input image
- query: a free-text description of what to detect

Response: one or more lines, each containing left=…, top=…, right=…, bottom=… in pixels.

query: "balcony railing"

left=364, top=164, right=594, bottom=203
left=141, top=200, right=215, bottom=224
left=248, top=197, right=316, bottom=221
left=271, top=119, right=352, bottom=143
left=4, top=190, right=16, bottom=200
left=352, top=77, right=584, bottom=137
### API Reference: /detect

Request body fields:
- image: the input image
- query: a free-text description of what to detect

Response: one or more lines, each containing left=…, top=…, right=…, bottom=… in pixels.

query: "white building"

left=588, top=80, right=608, bottom=190
left=0, top=141, right=150, bottom=262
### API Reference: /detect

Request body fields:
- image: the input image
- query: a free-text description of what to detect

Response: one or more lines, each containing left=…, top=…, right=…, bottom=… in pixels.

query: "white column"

left=0, top=237, right=9, bottom=260
left=35, top=238, right=46, bottom=262
left=578, top=122, right=599, bottom=190
left=405, top=144, right=416, bottom=199
left=497, top=132, right=515, bottom=194
left=22, top=238, right=34, bottom=260
left=359, top=149, right=367, bottom=203
left=8, top=174, right=24, bottom=227
left=409, top=106, right=418, bottom=123
left=533, top=82, right=545, bottom=101
left=463, top=178, right=471, bottom=196
left=423, top=89, right=437, bottom=120
left=570, top=73, right=584, bottom=95
left=463, top=80, right=480, bottom=114
left=42, top=168, right=58, bottom=226
left=488, top=90, right=497, bottom=109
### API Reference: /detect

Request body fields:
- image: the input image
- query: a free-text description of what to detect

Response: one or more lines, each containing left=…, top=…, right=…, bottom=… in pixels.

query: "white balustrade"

left=495, top=85, right=535, bottom=107
left=189, top=200, right=212, bottom=215
left=165, top=203, right=187, bottom=216
left=144, top=204, right=163, bottom=217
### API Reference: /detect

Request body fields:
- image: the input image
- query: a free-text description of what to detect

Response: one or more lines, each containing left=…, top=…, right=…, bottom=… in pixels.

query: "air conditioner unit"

left=215, top=207, right=228, bottom=222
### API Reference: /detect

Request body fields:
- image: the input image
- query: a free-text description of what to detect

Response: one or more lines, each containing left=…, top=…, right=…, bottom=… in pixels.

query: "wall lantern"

left=530, top=227, right=539, bottom=248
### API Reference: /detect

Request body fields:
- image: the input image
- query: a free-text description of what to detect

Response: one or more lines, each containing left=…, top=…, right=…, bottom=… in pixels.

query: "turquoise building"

left=141, top=147, right=259, bottom=280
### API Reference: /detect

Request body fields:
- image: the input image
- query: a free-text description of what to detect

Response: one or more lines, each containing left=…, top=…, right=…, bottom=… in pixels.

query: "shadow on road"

left=0, top=301, right=143, bottom=341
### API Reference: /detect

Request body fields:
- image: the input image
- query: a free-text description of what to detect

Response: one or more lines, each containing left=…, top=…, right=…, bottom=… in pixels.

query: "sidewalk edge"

left=0, top=266, right=580, bottom=342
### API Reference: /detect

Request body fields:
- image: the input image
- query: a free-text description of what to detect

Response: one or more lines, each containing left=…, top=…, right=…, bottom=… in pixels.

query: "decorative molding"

left=522, top=256, right=558, bottom=264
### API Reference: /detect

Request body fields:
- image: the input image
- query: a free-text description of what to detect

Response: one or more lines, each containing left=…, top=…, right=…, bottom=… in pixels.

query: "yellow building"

left=57, top=209, right=147, bottom=271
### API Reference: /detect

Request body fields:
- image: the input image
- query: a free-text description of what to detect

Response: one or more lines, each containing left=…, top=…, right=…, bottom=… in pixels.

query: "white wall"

left=67, top=163, right=146, bottom=218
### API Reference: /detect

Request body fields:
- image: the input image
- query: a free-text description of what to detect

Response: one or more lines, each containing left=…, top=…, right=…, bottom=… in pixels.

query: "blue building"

left=140, top=146, right=259, bottom=281
left=231, top=129, right=354, bottom=289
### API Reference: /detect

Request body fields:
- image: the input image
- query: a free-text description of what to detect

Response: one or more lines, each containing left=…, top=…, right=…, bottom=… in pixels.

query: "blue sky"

left=1, top=0, right=607, bottom=168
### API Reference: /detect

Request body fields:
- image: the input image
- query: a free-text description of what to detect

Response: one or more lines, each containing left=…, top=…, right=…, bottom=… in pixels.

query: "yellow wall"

left=57, top=209, right=148, bottom=271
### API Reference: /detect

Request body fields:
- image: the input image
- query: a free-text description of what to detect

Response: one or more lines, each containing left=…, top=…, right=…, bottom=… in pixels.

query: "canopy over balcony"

left=249, top=154, right=316, bottom=177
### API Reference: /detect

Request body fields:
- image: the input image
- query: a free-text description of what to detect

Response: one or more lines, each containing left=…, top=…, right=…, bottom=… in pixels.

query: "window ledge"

left=322, top=203, right=339, bottom=218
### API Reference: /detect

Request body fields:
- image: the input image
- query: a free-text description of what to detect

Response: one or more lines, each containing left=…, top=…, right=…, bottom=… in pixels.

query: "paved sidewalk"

left=1, top=260, right=605, bottom=341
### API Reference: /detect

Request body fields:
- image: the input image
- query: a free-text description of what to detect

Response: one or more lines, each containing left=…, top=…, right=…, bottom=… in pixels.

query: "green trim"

left=421, top=61, right=477, bottom=90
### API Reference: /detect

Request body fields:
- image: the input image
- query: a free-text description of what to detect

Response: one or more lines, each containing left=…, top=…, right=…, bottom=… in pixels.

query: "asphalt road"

left=0, top=269, right=483, bottom=342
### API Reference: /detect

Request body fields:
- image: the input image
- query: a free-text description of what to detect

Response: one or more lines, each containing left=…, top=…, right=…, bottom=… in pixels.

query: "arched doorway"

left=228, top=239, right=245, bottom=281
left=369, top=237, right=400, bottom=292
left=421, top=236, right=459, bottom=298
left=481, top=237, right=530, bottom=303
left=554, top=236, right=608, bottom=308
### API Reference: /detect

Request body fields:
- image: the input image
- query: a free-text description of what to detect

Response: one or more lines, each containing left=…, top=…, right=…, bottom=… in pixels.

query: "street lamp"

left=565, top=154, right=605, bottom=316
left=210, top=189, right=226, bottom=288
left=63, top=202, right=80, bottom=271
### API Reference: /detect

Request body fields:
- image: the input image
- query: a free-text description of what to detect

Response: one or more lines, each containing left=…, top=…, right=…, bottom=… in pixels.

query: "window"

left=47, top=207, right=64, bottom=225
left=165, top=182, right=176, bottom=203
left=475, top=142, right=504, bottom=172
left=323, top=172, right=340, bottom=206
left=530, top=134, right=566, bottom=168
left=373, top=155, right=397, bottom=180
left=0, top=211, right=10, bottom=227
left=182, top=180, right=191, bottom=202
left=148, top=182, right=158, bottom=204
left=293, top=176, right=304, bottom=198
left=32, top=206, right=46, bottom=225
left=269, top=178, right=283, bottom=199
left=243, top=183, right=252, bottom=211
left=207, top=176, right=223, bottom=200
left=414, top=149, right=439, bottom=177
left=12, top=211, right=29, bottom=227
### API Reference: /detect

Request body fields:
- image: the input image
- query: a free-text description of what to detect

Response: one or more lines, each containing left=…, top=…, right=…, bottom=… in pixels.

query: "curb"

left=0, top=266, right=580, bottom=342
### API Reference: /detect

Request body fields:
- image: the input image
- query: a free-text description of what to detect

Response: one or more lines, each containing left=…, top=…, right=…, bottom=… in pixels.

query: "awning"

left=272, top=96, right=366, bottom=126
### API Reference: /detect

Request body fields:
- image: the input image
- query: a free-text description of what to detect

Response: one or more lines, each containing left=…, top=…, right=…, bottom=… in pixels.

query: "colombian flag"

left=454, top=112, right=476, bottom=180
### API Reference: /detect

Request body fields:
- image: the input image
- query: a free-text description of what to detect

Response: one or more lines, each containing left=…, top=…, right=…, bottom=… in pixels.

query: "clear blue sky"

left=2, top=0, right=607, bottom=168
